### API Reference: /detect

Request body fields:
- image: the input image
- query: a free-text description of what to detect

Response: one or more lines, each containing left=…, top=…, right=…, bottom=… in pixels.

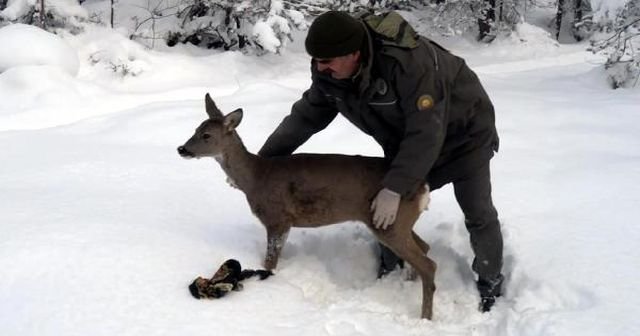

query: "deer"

left=177, top=94, right=437, bottom=319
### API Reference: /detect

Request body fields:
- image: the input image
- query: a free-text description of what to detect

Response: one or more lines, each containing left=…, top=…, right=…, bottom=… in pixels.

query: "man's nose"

left=317, top=62, right=330, bottom=72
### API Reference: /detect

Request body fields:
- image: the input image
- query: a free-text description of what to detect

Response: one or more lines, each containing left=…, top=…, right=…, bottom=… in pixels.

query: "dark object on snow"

left=189, top=259, right=273, bottom=299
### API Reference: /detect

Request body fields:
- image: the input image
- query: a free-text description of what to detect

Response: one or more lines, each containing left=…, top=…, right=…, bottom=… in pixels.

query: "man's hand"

left=371, top=188, right=401, bottom=230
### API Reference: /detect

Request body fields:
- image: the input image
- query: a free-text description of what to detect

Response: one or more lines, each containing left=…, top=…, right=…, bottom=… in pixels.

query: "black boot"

left=377, top=243, right=404, bottom=278
left=477, top=273, right=503, bottom=312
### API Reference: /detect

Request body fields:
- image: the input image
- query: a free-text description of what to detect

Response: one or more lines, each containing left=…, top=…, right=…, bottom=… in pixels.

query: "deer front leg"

left=264, top=226, right=290, bottom=270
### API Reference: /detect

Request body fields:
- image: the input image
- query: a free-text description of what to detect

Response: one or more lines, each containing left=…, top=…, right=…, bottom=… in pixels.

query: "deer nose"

left=177, top=146, right=193, bottom=158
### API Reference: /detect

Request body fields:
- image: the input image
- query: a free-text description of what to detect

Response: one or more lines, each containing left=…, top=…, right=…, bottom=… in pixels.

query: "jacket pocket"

left=368, top=95, right=403, bottom=128
left=368, top=99, right=397, bottom=107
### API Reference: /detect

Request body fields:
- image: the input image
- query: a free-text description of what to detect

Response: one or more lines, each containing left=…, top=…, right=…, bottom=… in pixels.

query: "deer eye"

left=202, top=133, right=211, bottom=140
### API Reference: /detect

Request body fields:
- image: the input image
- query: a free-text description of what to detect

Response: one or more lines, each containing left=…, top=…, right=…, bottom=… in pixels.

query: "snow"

left=1, top=19, right=640, bottom=336
left=0, top=24, right=79, bottom=76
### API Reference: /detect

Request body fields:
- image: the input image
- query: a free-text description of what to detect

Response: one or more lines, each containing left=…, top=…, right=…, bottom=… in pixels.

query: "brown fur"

left=178, top=94, right=437, bottom=319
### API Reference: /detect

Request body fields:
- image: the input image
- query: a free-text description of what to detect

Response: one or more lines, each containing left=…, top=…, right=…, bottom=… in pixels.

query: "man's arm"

left=381, top=55, right=449, bottom=197
left=258, top=84, right=338, bottom=157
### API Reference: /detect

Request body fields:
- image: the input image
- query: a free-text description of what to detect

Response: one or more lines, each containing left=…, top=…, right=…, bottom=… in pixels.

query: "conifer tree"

left=166, top=0, right=307, bottom=54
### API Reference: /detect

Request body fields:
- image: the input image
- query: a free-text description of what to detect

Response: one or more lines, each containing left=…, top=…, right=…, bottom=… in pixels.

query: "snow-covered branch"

left=590, top=0, right=640, bottom=89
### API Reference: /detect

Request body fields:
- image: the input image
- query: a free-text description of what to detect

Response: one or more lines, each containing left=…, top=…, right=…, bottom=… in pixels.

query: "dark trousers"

left=380, top=161, right=503, bottom=280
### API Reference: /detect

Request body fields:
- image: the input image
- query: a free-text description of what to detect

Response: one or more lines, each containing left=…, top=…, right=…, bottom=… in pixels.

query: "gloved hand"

left=370, top=188, right=401, bottom=230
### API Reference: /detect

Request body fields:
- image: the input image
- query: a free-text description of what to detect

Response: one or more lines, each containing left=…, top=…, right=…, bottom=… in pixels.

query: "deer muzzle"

left=177, top=146, right=195, bottom=158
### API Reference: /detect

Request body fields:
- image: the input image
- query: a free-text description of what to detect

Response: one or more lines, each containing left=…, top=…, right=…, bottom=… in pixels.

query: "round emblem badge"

left=417, top=94, right=434, bottom=110
left=374, top=78, right=388, bottom=95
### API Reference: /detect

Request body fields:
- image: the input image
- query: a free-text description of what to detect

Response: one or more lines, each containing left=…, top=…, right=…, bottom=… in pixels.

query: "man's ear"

left=223, top=108, right=243, bottom=132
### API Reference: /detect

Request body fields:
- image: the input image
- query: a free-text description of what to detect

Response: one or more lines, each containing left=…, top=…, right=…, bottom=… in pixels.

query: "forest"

left=1, top=0, right=638, bottom=87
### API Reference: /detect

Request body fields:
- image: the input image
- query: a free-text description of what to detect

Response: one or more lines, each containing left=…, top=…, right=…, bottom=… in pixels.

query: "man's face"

left=315, top=51, right=361, bottom=80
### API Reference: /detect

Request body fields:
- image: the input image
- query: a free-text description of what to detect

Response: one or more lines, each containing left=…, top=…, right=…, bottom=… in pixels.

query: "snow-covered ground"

left=1, top=22, right=639, bottom=336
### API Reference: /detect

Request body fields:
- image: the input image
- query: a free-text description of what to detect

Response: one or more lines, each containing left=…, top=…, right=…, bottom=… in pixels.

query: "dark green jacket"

left=259, top=12, right=499, bottom=196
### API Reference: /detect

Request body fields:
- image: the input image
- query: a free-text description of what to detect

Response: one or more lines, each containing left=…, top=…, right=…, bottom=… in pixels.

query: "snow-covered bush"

left=406, top=0, right=523, bottom=41
left=166, top=0, right=307, bottom=54
left=419, top=0, right=487, bottom=37
left=296, top=0, right=416, bottom=14
left=589, top=0, right=628, bottom=32
left=589, top=0, right=640, bottom=88
left=298, top=0, right=522, bottom=41
left=0, top=0, right=88, bottom=33
left=76, top=26, right=153, bottom=78
left=165, top=0, right=433, bottom=53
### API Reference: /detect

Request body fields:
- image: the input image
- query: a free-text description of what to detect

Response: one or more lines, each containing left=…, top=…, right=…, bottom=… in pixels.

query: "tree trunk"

left=556, top=0, right=565, bottom=40
left=110, top=0, right=115, bottom=28
left=574, top=0, right=583, bottom=22
left=572, top=0, right=585, bottom=41
left=40, top=0, right=46, bottom=29
left=478, top=0, right=496, bottom=42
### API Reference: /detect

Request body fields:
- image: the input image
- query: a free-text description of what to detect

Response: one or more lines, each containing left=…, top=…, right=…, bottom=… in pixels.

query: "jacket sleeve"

left=381, top=51, right=449, bottom=197
left=258, top=84, right=338, bottom=157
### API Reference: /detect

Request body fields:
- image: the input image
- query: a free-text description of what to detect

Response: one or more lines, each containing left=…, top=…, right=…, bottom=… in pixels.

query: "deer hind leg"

left=375, top=228, right=437, bottom=319
left=264, top=226, right=290, bottom=271
left=404, top=231, right=432, bottom=281
left=412, top=231, right=431, bottom=256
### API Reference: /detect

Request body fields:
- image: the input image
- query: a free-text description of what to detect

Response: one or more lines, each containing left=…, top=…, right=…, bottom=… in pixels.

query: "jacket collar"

left=354, top=21, right=374, bottom=94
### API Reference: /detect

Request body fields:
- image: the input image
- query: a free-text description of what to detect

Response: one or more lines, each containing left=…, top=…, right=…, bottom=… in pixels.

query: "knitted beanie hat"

left=305, top=11, right=365, bottom=58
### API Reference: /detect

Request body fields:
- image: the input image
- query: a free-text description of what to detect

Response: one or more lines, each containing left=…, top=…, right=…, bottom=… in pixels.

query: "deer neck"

left=215, top=132, right=260, bottom=192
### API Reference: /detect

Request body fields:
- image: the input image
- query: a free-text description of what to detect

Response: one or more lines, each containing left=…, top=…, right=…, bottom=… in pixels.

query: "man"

left=258, top=11, right=504, bottom=312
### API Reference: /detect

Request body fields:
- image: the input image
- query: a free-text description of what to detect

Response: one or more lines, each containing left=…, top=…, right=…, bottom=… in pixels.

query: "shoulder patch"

left=417, top=95, right=434, bottom=111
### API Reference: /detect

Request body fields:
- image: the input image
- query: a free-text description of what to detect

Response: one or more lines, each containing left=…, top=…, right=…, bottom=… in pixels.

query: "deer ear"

left=205, top=93, right=223, bottom=119
left=223, top=108, right=243, bottom=132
